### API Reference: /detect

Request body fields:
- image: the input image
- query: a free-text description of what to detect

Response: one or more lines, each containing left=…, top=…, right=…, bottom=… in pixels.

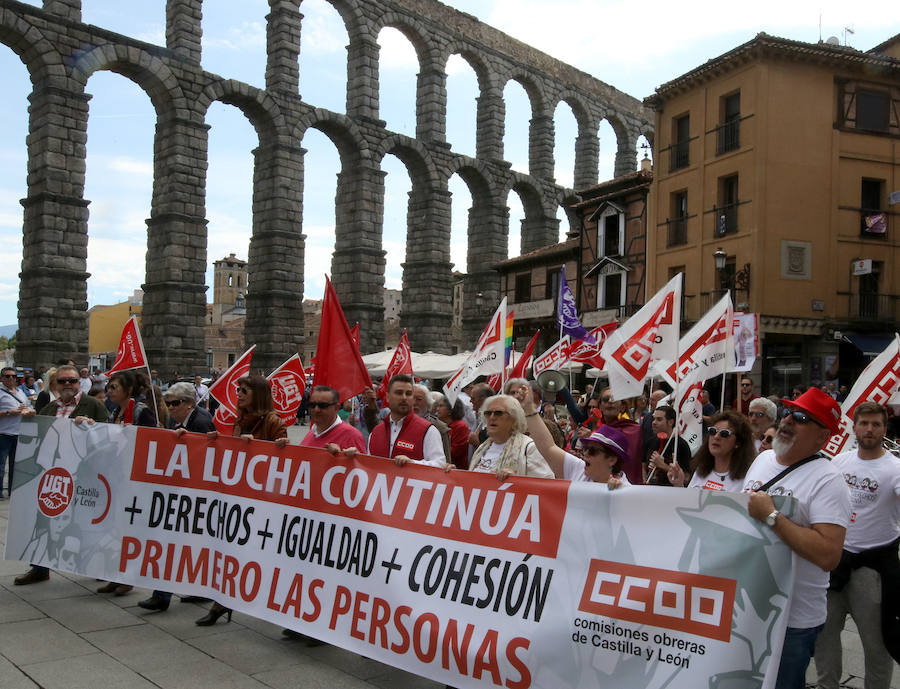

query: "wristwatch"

left=766, top=509, right=780, bottom=527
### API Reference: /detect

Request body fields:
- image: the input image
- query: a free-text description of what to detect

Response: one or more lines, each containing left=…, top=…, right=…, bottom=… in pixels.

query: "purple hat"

left=579, top=425, right=630, bottom=464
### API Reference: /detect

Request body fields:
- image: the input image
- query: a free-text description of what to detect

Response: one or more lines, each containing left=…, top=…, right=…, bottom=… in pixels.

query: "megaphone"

left=536, top=369, right=567, bottom=395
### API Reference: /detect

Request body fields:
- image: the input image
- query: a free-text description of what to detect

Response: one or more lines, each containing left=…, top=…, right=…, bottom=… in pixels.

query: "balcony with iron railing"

left=841, top=292, right=900, bottom=322
left=666, top=217, right=687, bottom=247
left=668, top=140, right=690, bottom=172
left=713, top=203, right=738, bottom=237
left=715, top=119, right=740, bottom=155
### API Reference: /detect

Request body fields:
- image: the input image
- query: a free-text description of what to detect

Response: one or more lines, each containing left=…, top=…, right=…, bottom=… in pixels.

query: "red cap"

left=780, top=388, right=841, bottom=434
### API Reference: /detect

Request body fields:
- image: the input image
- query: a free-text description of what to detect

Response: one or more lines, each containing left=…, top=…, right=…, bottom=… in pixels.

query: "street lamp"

left=713, top=247, right=727, bottom=298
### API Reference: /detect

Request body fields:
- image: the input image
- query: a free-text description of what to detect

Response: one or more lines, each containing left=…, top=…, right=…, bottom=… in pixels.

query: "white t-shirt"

left=472, top=440, right=506, bottom=473
left=562, top=451, right=632, bottom=487
left=831, top=449, right=900, bottom=553
left=688, top=470, right=744, bottom=493
left=742, top=450, right=850, bottom=628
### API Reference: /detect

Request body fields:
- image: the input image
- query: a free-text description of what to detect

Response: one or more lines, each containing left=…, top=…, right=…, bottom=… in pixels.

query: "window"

left=670, top=114, right=690, bottom=171
left=716, top=175, right=739, bottom=235
left=861, top=178, right=886, bottom=234
left=858, top=262, right=882, bottom=318
left=597, top=271, right=625, bottom=310
left=545, top=268, right=560, bottom=301
left=599, top=208, right=625, bottom=257
left=717, top=91, right=741, bottom=154
left=515, top=272, right=531, bottom=303
left=668, top=191, right=688, bottom=246
left=856, top=90, right=890, bottom=133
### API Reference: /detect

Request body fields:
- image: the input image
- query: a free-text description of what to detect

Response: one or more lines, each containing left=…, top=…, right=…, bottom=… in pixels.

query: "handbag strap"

left=754, top=453, right=823, bottom=492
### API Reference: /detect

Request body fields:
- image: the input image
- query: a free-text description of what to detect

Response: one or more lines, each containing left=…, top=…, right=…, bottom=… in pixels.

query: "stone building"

left=4, top=0, right=651, bottom=378
left=644, top=32, right=900, bottom=394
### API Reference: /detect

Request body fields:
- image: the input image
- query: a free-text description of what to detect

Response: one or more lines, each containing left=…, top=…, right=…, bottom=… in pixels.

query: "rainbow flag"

left=504, top=310, right=515, bottom=365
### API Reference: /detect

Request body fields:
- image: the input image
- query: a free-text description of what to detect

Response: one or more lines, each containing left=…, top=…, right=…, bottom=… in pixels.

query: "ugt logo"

left=37, top=467, right=74, bottom=518
left=612, top=293, right=674, bottom=379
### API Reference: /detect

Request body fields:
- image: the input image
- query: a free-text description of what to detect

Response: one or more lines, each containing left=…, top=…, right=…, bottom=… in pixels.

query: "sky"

left=0, top=0, right=896, bottom=330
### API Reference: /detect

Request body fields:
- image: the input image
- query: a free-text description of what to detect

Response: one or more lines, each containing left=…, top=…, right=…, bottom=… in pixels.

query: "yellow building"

left=645, top=32, right=900, bottom=395
left=88, top=292, right=143, bottom=369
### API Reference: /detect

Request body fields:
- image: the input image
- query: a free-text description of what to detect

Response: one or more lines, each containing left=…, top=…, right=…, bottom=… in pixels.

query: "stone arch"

left=507, top=175, right=559, bottom=253
left=501, top=69, right=552, bottom=179
left=441, top=43, right=492, bottom=93
left=0, top=9, right=65, bottom=83
left=500, top=69, right=548, bottom=117
left=444, top=156, right=497, bottom=205
left=555, top=90, right=600, bottom=190
left=295, top=109, right=369, bottom=167
left=375, top=14, right=434, bottom=69
left=66, top=43, right=189, bottom=120
left=199, top=79, right=286, bottom=145
left=374, top=134, right=438, bottom=187
left=555, top=90, right=596, bottom=136
left=602, top=109, right=638, bottom=177
left=316, top=0, right=369, bottom=43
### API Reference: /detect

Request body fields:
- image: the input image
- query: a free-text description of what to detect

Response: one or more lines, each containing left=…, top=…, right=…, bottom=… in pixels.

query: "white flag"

left=444, top=298, right=507, bottom=405
left=658, top=293, right=733, bottom=389
left=600, top=274, right=682, bottom=399
left=823, top=333, right=900, bottom=457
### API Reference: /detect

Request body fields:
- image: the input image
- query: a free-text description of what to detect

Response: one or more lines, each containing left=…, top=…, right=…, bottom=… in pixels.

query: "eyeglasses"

left=164, top=400, right=183, bottom=408
left=781, top=408, right=825, bottom=427
left=706, top=427, right=735, bottom=438
left=484, top=410, right=508, bottom=418
left=740, top=382, right=752, bottom=388
left=57, top=378, right=79, bottom=385
left=761, top=434, right=776, bottom=444
left=308, top=401, right=335, bottom=409
left=599, top=396, right=614, bottom=403
left=748, top=411, right=767, bottom=418
left=2, top=374, right=16, bottom=379
left=582, top=445, right=609, bottom=457
left=106, top=383, right=120, bottom=391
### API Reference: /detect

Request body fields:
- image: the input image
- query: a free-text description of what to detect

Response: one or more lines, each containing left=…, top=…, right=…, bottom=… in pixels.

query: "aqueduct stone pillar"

left=415, top=61, right=447, bottom=145
left=528, top=113, right=555, bottom=180
left=402, top=182, right=453, bottom=352
left=17, top=83, right=91, bottom=366
left=245, top=141, right=306, bottom=374
left=520, top=212, right=560, bottom=254
left=614, top=127, right=638, bottom=178
left=332, top=163, right=386, bottom=353
left=476, top=84, right=504, bottom=161
left=462, top=199, right=508, bottom=345
left=266, top=0, right=301, bottom=94
left=166, top=0, right=202, bottom=63
left=347, top=34, right=381, bottom=123
left=574, top=129, right=599, bottom=190
left=142, top=117, right=209, bottom=378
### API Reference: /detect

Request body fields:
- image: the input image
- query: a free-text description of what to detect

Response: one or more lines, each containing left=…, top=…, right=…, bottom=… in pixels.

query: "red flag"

left=267, top=354, right=306, bottom=424
left=107, top=316, right=148, bottom=374
left=208, top=345, right=255, bottom=432
left=212, top=405, right=238, bottom=435
left=486, top=372, right=503, bottom=392
left=510, top=330, right=541, bottom=379
left=349, top=323, right=360, bottom=350
left=313, top=277, right=373, bottom=403
left=377, top=331, right=414, bottom=403
left=568, top=322, right=619, bottom=370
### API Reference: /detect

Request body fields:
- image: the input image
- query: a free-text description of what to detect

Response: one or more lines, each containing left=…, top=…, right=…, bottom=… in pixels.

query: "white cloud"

left=108, top=157, right=153, bottom=177
left=205, top=21, right=267, bottom=51
left=299, top=0, right=348, bottom=56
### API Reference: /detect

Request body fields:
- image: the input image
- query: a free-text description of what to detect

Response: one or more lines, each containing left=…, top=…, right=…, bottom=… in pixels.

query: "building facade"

left=645, top=32, right=900, bottom=395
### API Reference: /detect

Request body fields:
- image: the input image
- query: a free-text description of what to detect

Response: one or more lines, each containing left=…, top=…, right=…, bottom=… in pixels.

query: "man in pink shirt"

left=301, top=385, right=365, bottom=453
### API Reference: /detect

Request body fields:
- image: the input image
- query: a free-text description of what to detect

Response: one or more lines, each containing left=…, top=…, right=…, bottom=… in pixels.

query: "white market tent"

left=361, top=348, right=566, bottom=380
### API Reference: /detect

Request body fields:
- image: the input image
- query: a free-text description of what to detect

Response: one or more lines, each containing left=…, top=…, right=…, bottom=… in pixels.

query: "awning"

left=842, top=333, right=894, bottom=358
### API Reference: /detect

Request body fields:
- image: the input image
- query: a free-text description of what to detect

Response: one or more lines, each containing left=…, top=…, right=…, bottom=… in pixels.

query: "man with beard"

left=815, top=402, right=900, bottom=689
left=367, top=374, right=444, bottom=467
left=742, top=388, right=849, bottom=689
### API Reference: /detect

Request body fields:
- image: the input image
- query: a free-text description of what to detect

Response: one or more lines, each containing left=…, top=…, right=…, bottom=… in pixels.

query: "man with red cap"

left=742, top=387, right=850, bottom=689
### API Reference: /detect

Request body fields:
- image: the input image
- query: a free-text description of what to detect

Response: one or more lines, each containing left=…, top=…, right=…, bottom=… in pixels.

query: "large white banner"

left=7, top=417, right=796, bottom=689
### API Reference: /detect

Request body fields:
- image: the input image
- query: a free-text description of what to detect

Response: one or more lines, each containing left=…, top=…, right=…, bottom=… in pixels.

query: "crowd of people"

left=1, top=359, right=898, bottom=689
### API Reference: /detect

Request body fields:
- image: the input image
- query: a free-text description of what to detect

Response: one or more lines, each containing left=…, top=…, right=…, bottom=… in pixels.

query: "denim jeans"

left=776, top=624, right=823, bottom=689
left=0, top=433, right=18, bottom=496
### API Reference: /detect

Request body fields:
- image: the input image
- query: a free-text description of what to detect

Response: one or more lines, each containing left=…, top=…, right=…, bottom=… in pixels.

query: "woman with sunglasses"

left=668, top=410, right=755, bottom=492
left=97, top=370, right=159, bottom=597
left=520, top=393, right=630, bottom=487
left=197, top=374, right=288, bottom=626
left=758, top=423, right=777, bottom=455
left=468, top=395, right=554, bottom=479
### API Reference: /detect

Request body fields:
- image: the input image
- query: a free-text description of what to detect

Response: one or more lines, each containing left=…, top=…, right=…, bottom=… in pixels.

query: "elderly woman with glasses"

left=668, top=410, right=755, bottom=492
left=467, top=394, right=554, bottom=480
left=197, top=374, right=287, bottom=627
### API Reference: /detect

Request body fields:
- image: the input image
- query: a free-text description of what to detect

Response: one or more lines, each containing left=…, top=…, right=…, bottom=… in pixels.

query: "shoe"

left=14, top=569, right=49, bottom=585
left=138, top=595, right=170, bottom=612
left=179, top=595, right=211, bottom=603
left=97, top=581, right=118, bottom=593
left=196, top=602, right=232, bottom=626
left=114, top=584, right=133, bottom=596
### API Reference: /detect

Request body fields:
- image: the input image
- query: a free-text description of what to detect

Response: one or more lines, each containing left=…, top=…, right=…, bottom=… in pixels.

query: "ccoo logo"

left=37, top=467, right=74, bottom=518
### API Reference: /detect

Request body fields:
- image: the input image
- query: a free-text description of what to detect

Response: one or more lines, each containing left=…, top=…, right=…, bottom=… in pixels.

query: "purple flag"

left=557, top=266, right=596, bottom=345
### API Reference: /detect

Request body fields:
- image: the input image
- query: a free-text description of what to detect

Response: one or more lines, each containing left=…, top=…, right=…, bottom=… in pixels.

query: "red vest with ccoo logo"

left=368, top=412, right=432, bottom=460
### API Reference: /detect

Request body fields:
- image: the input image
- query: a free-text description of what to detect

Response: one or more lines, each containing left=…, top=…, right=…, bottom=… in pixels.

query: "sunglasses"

left=761, top=434, right=776, bottom=444
left=2, top=374, right=17, bottom=379
left=308, top=401, right=335, bottom=409
left=748, top=411, right=768, bottom=418
left=164, top=400, right=183, bottom=408
left=740, top=382, right=752, bottom=387
left=599, top=396, right=614, bottom=403
left=57, top=378, right=79, bottom=385
left=484, top=410, right=508, bottom=418
left=781, top=408, right=825, bottom=427
left=706, top=427, right=734, bottom=438
left=582, top=445, right=610, bottom=457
